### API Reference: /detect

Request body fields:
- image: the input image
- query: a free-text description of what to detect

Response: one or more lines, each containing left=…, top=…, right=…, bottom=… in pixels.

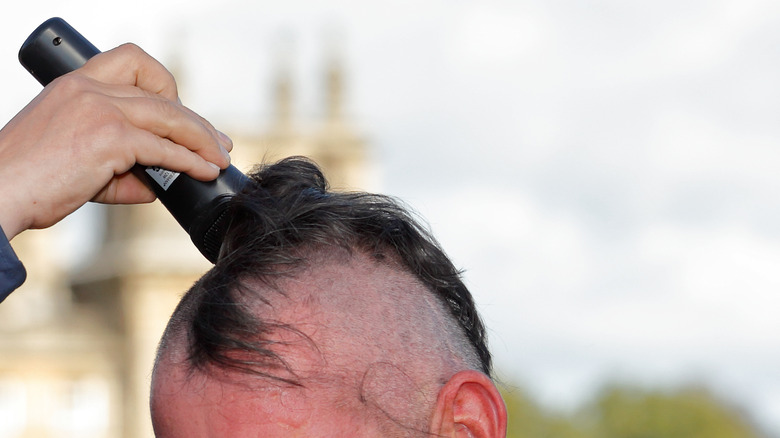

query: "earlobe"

left=429, top=370, right=507, bottom=437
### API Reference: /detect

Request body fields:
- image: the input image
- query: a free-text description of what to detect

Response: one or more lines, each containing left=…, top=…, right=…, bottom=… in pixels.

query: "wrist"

left=0, top=170, right=33, bottom=241
left=0, top=195, right=29, bottom=241
left=0, top=212, right=25, bottom=241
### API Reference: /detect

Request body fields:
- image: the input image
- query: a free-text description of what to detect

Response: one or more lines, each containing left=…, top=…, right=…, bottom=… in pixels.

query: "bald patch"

left=240, top=250, right=470, bottom=432
left=252, top=250, right=464, bottom=373
left=154, top=249, right=476, bottom=435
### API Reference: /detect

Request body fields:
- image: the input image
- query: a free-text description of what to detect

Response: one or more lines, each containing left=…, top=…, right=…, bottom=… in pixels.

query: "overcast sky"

left=3, top=0, right=780, bottom=434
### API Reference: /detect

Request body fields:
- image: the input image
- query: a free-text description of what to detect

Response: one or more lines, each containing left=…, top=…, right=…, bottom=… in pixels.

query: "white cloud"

left=5, top=0, right=780, bottom=434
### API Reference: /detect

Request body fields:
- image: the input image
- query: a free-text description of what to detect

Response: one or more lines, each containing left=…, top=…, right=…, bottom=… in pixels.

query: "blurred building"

left=0, top=52, right=367, bottom=438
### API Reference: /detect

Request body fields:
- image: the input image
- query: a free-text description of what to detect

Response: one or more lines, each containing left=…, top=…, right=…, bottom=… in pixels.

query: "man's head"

left=150, top=158, right=507, bottom=437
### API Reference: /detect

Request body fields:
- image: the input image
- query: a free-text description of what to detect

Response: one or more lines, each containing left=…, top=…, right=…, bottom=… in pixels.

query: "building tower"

left=0, top=42, right=369, bottom=438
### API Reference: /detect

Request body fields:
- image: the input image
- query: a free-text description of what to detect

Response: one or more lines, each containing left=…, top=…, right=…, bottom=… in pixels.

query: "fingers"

left=113, top=96, right=232, bottom=171
left=124, top=130, right=223, bottom=182
left=79, top=43, right=179, bottom=101
left=74, top=45, right=234, bottom=170
left=92, top=171, right=157, bottom=205
left=83, top=78, right=235, bottom=156
left=182, top=105, right=234, bottom=153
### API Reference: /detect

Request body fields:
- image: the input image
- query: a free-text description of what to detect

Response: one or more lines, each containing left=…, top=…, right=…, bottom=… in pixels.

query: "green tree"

left=501, top=383, right=763, bottom=438
left=502, top=386, right=587, bottom=438
left=582, top=386, right=762, bottom=438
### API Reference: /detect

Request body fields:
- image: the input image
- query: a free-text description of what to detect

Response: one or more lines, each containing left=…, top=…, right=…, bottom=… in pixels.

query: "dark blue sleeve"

left=0, top=225, right=26, bottom=303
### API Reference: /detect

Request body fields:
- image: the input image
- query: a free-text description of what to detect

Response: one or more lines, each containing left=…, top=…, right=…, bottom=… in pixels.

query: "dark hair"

left=160, top=157, right=491, bottom=383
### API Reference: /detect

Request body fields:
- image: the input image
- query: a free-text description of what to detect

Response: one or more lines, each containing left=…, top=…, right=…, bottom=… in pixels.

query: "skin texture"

left=0, top=43, right=232, bottom=240
left=151, top=251, right=507, bottom=437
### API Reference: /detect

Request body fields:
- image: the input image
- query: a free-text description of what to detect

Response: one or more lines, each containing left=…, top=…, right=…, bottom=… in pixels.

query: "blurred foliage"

left=502, top=383, right=763, bottom=438
left=501, top=385, right=586, bottom=438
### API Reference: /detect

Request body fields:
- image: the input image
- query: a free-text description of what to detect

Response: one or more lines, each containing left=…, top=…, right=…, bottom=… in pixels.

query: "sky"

left=3, top=0, right=780, bottom=434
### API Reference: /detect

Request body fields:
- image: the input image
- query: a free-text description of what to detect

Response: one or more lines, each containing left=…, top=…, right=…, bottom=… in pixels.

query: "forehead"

left=151, top=365, right=383, bottom=437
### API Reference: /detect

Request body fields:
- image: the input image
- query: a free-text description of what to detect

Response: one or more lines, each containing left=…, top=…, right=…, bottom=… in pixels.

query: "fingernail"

left=217, top=130, right=233, bottom=150
left=220, top=145, right=231, bottom=165
left=208, top=161, right=220, bottom=173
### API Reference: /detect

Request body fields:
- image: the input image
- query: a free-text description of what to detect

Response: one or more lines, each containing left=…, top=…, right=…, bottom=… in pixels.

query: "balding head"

left=150, top=158, right=506, bottom=437
left=154, top=249, right=478, bottom=435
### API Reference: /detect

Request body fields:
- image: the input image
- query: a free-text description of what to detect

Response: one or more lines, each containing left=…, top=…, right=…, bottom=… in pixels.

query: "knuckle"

left=115, top=42, right=146, bottom=59
left=155, top=68, right=179, bottom=97
left=151, top=99, right=180, bottom=134
left=74, top=94, right=117, bottom=125
left=49, top=73, right=92, bottom=97
left=155, top=97, right=177, bottom=117
left=98, top=116, right=129, bottom=138
left=76, top=98, right=128, bottom=138
left=49, top=76, right=122, bottom=125
left=167, top=74, right=179, bottom=96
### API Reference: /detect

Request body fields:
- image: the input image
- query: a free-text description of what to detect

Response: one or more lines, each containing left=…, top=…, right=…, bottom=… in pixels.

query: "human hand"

left=0, top=43, right=232, bottom=240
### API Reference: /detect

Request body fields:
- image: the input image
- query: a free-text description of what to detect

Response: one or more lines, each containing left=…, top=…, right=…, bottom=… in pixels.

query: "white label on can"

left=145, top=167, right=180, bottom=191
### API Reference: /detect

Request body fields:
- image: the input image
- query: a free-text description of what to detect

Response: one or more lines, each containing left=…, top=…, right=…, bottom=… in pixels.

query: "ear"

left=429, top=370, right=507, bottom=437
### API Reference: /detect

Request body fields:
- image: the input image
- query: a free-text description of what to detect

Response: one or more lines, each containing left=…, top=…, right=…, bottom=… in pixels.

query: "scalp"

left=154, top=248, right=475, bottom=436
